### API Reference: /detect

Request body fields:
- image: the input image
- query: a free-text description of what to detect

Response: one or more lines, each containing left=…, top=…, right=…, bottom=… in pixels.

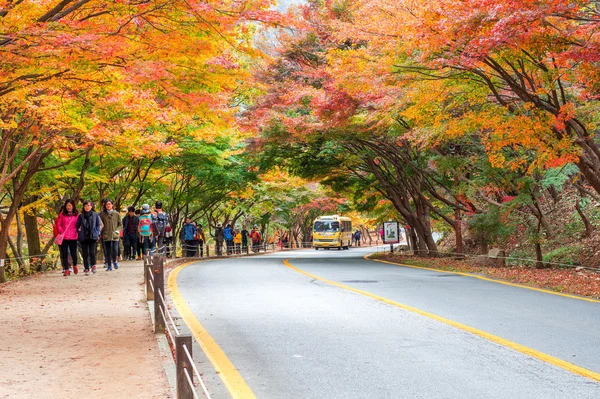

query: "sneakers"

left=73, top=266, right=78, bottom=275
left=84, top=269, right=90, bottom=276
left=136, top=256, right=141, bottom=261
left=113, top=263, right=119, bottom=270
left=92, top=265, right=97, bottom=274
left=106, top=266, right=113, bottom=271
left=63, top=269, right=70, bottom=276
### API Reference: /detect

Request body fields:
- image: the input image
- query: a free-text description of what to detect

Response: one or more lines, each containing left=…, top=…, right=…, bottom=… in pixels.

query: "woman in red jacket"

left=56, top=199, right=80, bottom=276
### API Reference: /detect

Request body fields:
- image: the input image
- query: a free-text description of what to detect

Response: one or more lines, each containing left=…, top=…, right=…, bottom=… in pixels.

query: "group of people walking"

left=54, top=199, right=171, bottom=276
left=54, top=198, right=271, bottom=276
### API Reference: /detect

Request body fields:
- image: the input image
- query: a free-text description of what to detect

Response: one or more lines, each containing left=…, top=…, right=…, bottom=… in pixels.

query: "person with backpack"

left=354, top=230, right=362, bottom=246
left=250, top=225, right=262, bottom=253
left=99, top=199, right=122, bottom=271
left=138, top=204, right=155, bottom=256
left=214, top=223, right=224, bottom=256
left=135, top=209, right=143, bottom=260
left=180, top=218, right=197, bottom=257
left=164, top=224, right=174, bottom=258
left=241, top=226, right=249, bottom=254
left=195, top=224, right=207, bottom=257
left=56, top=199, right=79, bottom=276
left=76, top=200, right=101, bottom=275
left=224, top=223, right=234, bottom=255
left=153, top=201, right=169, bottom=254
left=122, top=206, right=139, bottom=260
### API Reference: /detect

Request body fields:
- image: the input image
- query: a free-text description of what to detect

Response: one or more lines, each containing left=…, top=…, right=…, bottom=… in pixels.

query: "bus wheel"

left=314, top=247, right=318, bottom=250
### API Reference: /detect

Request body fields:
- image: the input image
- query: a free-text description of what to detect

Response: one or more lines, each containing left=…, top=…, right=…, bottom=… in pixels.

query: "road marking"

left=283, top=259, right=600, bottom=383
left=169, top=261, right=257, bottom=399
left=365, top=255, right=600, bottom=303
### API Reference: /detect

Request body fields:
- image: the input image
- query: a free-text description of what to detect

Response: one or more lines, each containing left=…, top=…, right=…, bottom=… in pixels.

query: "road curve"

left=172, top=248, right=600, bottom=399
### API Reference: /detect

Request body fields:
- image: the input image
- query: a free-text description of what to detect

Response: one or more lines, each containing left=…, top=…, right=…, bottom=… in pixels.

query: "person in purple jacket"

left=56, top=199, right=79, bottom=276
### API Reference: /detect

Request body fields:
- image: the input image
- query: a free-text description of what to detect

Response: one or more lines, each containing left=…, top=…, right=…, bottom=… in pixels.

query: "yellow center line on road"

left=168, top=261, right=257, bottom=399
left=365, top=254, right=600, bottom=303
left=283, top=259, right=600, bottom=383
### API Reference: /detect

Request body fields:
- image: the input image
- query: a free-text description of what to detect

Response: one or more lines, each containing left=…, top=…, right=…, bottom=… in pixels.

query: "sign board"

left=383, top=221, right=400, bottom=244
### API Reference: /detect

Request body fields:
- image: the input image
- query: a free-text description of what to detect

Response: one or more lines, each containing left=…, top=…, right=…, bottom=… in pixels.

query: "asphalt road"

left=174, top=247, right=600, bottom=399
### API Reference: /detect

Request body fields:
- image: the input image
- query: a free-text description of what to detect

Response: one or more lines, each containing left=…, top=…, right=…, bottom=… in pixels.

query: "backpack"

left=154, top=212, right=168, bottom=237
left=138, top=214, right=154, bottom=237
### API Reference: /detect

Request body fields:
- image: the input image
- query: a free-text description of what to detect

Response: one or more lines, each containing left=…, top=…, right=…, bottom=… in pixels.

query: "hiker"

left=56, top=199, right=79, bottom=276
left=99, top=199, right=122, bottom=271
left=122, top=206, right=139, bottom=260
left=354, top=230, right=361, bottom=246
left=250, top=225, right=261, bottom=253
left=135, top=209, right=143, bottom=260
left=234, top=229, right=242, bottom=254
left=164, top=224, right=174, bottom=258
left=214, top=223, right=224, bottom=256
left=241, top=226, right=249, bottom=254
left=180, top=218, right=197, bottom=257
left=76, top=200, right=101, bottom=275
left=153, top=201, right=169, bottom=254
left=138, top=204, right=155, bottom=256
left=224, top=223, right=234, bottom=255
left=196, top=224, right=206, bottom=258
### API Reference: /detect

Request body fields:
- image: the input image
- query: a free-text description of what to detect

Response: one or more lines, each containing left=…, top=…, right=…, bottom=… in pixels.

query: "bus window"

left=314, top=221, right=340, bottom=232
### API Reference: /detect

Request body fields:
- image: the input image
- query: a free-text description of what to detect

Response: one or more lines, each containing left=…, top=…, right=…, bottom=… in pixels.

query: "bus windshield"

left=314, top=221, right=340, bottom=233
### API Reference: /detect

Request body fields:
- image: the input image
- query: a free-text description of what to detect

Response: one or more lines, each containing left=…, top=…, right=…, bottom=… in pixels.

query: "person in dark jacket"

left=241, top=226, right=249, bottom=254
left=180, top=218, right=197, bottom=257
left=122, top=206, right=139, bottom=261
left=76, top=200, right=101, bottom=275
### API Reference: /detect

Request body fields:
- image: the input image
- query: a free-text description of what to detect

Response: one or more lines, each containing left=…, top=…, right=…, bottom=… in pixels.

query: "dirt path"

left=0, top=261, right=172, bottom=399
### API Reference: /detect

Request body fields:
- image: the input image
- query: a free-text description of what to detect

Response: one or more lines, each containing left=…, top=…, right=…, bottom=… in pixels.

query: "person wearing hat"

left=138, top=204, right=155, bottom=255
left=214, top=223, right=224, bottom=256
left=180, top=218, right=197, bottom=257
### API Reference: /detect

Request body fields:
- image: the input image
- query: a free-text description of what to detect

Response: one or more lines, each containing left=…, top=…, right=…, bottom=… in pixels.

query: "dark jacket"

left=180, top=223, right=197, bottom=241
left=215, top=226, right=224, bottom=242
left=122, top=215, right=139, bottom=237
left=76, top=211, right=101, bottom=242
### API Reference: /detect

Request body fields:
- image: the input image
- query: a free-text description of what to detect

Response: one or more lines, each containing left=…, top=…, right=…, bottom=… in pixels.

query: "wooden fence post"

left=153, top=254, right=165, bottom=334
left=144, top=255, right=154, bottom=301
left=175, top=334, right=194, bottom=399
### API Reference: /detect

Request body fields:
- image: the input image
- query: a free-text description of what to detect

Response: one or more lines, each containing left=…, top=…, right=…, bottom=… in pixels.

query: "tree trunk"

left=575, top=202, right=593, bottom=238
left=23, top=198, right=41, bottom=260
left=454, top=207, right=464, bottom=259
left=535, top=242, right=544, bottom=269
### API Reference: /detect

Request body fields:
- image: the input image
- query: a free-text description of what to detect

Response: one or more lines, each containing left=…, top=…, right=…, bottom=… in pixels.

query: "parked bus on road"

left=312, top=215, right=352, bottom=250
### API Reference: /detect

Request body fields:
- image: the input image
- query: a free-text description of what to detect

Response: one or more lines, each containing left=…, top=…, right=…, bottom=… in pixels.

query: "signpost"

left=383, top=221, right=400, bottom=253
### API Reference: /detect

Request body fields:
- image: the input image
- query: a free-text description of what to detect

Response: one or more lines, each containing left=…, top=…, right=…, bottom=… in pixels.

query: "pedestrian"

left=76, top=200, right=101, bottom=275
left=224, top=223, right=234, bottom=255
left=99, top=199, right=122, bottom=271
left=214, top=223, right=224, bottom=256
left=135, top=209, right=143, bottom=260
left=122, top=206, right=139, bottom=260
left=164, top=224, right=174, bottom=258
left=138, top=204, right=155, bottom=255
left=152, top=201, right=169, bottom=254
left=250, top=225, right=261, bottom=253
left=196, top=224, right=206, bottom=257
left=354, top=229, right=361, bottom=246
left=234, top=229, right=242, bottom=254
left=241, top=226, right=249, bottom=254
left=56, top=199, right=79, bottom=276
left=180, top=218, right=197, bottom=257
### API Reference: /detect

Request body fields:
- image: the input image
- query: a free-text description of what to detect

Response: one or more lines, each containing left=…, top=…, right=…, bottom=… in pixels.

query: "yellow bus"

left=312, top=215, right=353, bottom=250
